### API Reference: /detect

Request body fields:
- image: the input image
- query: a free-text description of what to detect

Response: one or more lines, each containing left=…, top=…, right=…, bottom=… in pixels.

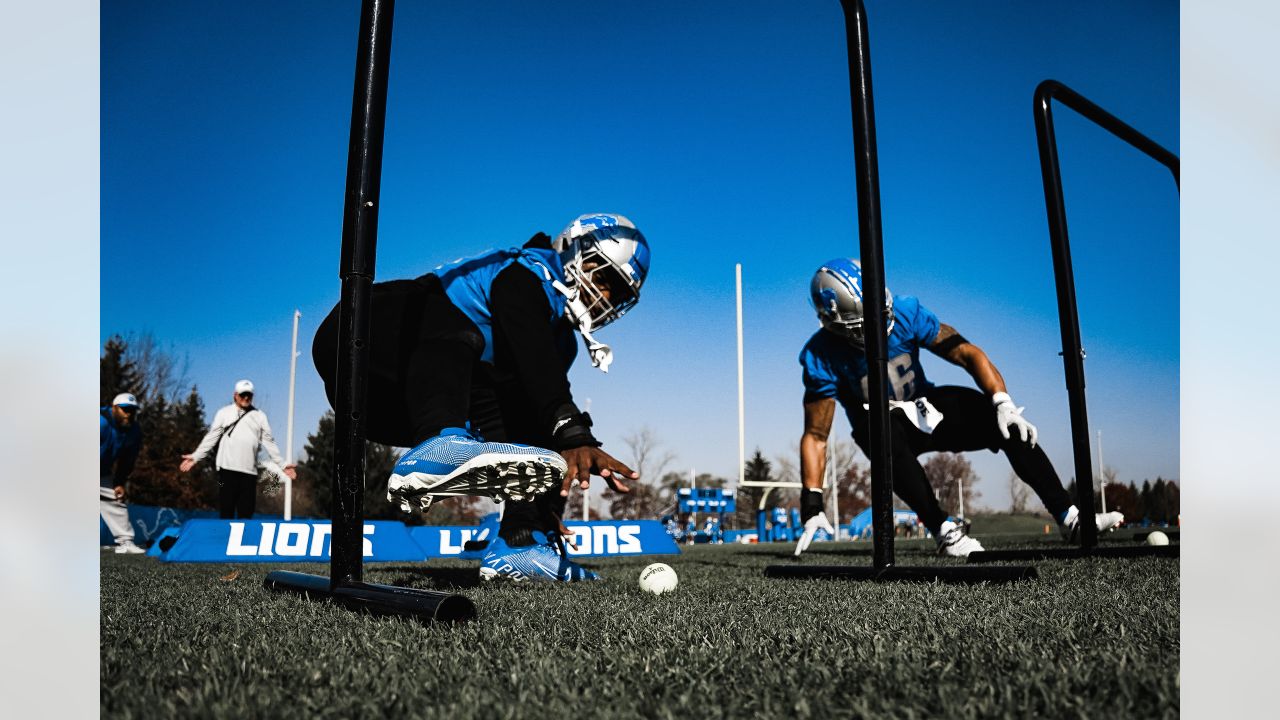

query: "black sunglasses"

left=237, top=392, right=254, bottom=399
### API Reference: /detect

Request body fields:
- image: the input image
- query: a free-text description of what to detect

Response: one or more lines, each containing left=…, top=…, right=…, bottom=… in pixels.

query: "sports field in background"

left=101, top=527, right=1178, bottom=718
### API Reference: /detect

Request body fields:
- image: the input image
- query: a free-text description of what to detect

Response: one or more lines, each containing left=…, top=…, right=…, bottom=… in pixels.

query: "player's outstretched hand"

left=794, top=513, right=836, bottom=557
left=992, top=392, right=1038, bottom=448
left=559, top=446, right=639, bottom=496
left=179, top=454, right=196, bottom=473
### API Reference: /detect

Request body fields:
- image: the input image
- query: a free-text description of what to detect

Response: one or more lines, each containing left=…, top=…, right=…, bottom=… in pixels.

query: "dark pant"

left=312, top=278, right=565, bottom=540
left=852, top=385, right=1073, bottom=532
left=313, top=275, right=485, bottom=448
left=218, top=469, right=259, bottom=519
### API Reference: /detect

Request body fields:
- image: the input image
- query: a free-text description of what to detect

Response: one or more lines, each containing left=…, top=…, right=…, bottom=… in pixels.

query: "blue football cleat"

left=479, top=532, right=601, bottom=583
left=387, top=428, right=565, bottom=513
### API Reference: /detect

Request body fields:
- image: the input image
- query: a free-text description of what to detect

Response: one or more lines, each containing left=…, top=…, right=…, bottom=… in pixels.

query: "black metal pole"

left=766, top=0, right=1038, bottom=582
left=333, top=0, right=395, bottom=587
left=840, top=0, right=894, bottom=569
left=266, top=0, right=477, bottom=621
left=1032, top=80, right=1179, bottom=550
left=1032, top=92, right=1097, bottom=549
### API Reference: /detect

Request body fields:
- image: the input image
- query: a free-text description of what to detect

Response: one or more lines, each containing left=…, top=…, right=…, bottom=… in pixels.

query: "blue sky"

left=101, top=0, right=1178, bottom=509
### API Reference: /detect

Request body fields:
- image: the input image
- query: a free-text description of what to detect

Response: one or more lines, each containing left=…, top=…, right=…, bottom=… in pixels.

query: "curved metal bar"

left=1033, top=79, right=1179, bottom=549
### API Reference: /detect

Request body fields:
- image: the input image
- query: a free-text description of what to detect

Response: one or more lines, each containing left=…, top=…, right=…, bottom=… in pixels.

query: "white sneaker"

left=936, top=520, right=984, bottom=557
left=1058, top=505, right=1125, bottom=541
left=794, top=513, right=836, bottom=556
left=115, top=541, right=145, bottom=554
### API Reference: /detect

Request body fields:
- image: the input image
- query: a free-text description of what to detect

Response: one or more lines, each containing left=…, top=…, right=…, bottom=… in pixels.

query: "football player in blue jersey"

left=313, top=213, right=649, bottom=581
left=793, top=258, right=1123, bottom=557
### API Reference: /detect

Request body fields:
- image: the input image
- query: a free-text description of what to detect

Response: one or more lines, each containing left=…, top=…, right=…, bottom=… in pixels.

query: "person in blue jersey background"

left=314, top=213, right=648, bottom=582
left=792, top=258, right=1124, bottom=558
left=100, top=392, right=146, bottom=554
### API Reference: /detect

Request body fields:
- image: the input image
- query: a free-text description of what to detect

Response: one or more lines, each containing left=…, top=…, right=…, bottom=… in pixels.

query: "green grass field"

left=101, top=529, right=1178, bottom=719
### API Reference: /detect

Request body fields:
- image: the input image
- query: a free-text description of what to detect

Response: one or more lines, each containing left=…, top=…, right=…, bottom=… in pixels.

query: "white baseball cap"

left=112, top=392, right=140, bottom=409
left=234, top=379, right=255, bottom=395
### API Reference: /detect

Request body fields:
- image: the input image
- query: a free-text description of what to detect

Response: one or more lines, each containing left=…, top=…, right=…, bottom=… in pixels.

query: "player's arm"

left=800, top=398, right=836, bottom=491
left=181, top=408, right=226, bottom=472
left=926, top=323, right=1007, bottom=397
left=490, top=264, right=636, bottom=494
left=115, top=432, right=141, bottom=498
left=927, top=322, right=1037, bottom=446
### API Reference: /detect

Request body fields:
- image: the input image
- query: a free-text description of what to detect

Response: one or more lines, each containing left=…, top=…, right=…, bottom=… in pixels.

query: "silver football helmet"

left=809, top=257, right=894, bottom=347
left=552, top=213, right=650, bottom=329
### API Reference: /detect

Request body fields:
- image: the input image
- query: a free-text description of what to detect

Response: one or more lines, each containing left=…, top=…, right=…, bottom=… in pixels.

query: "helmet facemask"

left=554, top=214, right=648, bottom=331
left=822, top=306, right=896, bottom=349
left=811, top=261, right=895, bottom=349
left=562, top=243, right=640, bottom=330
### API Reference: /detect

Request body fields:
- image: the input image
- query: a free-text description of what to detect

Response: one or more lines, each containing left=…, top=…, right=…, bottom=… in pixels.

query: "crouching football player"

left=793, top=258, right=1122, bottom=558
left=314, top=213, right=649, bottom=581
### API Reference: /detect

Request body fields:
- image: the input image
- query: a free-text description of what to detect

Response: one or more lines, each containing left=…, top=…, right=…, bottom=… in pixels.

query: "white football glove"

left=794, top=513, right=836, bottom=557
left=992, top=392, right=1037, bottom=447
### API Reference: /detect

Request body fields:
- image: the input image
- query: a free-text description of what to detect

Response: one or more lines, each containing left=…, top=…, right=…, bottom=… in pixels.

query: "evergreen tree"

left=102, top=336, right=215, bottom=510
left=1150, top=478, right=1168, bottom=523
left=297, top=411, right=337, bottom=515
left=1105, top=481, right=1141, bottom=521
left=100, top=335, right=142, bottom=406
left=1139, top=480, right=1153, bottom=522
left=1160, top=479, right=1180, bottom=524
left=732, top=450, right=772, bottom=529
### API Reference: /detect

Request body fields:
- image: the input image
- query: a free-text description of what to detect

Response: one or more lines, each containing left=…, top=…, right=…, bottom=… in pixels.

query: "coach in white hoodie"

left=179, top=379, right=297, bottom=518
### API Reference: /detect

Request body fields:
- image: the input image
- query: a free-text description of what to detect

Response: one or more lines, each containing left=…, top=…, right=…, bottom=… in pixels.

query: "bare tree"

left=771, top=447, right=800, bottom=508
left=608, top=483, right=666, bottom=520
left=922, top=452, right=981, bottom=517
left=622, top=426, right=677, bottom=482
left=1009, top=471, right=1034, bottom=513
left=124, top=332, right=192, bottom=407
left=834, top=458, right=872, bottom=522
left=828, top=438, right=858, bottom=484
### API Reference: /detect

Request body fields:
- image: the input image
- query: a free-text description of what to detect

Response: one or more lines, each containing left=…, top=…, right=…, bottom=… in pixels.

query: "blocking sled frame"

left=265, top=0, right=1176, bottom=611
left=964, top=80, right=1180, bottom=564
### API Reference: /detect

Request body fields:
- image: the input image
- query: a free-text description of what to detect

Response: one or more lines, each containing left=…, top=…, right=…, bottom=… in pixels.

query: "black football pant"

left=312, top=276, right=565, bottom=542
left=218, top=469, right=259, bottom=519
left=851, top=385, right=1073, bottom=534
left=313, top=275, right=482, bottom=448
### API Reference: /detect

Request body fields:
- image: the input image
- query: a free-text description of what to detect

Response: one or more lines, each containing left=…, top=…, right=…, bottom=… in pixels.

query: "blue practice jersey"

left=799, top=295, right=940, bottom=431
left=434, top=246, right=572, bottom=364
left=100, top=406, right=142, bottom=487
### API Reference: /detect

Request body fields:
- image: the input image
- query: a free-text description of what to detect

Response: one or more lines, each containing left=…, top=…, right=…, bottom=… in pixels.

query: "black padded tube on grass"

left=264, top=571, right=477, bottom=624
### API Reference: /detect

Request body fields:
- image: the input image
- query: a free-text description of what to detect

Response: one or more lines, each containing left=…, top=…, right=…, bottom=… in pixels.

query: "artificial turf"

left=100, top=531, right=1178, bottom=719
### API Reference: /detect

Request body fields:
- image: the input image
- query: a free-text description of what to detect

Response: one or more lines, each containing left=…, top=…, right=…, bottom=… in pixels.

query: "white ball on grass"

left=639, top=563, right=678, bottom=595
left=1146, top=530, right=1170, bottom=546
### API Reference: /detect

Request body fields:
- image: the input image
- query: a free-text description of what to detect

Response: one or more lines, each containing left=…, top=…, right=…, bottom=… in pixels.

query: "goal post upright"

left=736, top=263, right=746, bottom=493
